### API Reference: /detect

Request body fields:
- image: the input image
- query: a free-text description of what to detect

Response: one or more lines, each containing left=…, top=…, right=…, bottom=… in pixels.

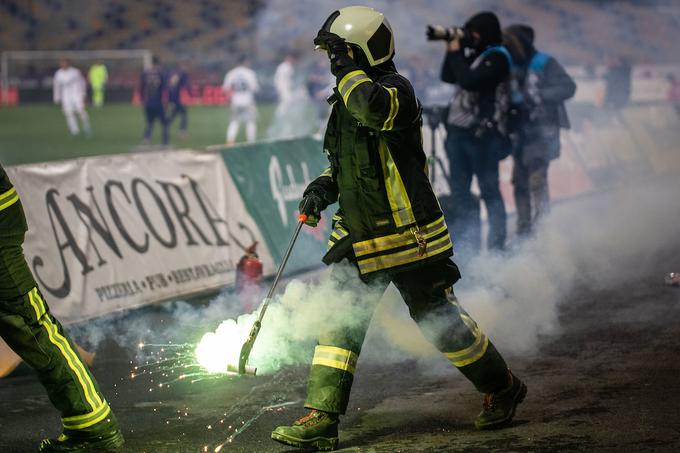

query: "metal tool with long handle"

left=236, top=213, right=309, bottom=375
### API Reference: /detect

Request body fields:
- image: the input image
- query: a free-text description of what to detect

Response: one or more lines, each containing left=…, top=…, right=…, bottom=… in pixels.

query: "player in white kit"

left=53, top=60, right=91, bottom=136
left=222, top=58, right=259, bottom=145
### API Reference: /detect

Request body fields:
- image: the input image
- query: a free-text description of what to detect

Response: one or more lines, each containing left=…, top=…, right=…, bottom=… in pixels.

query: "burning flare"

left=195, top=317, right=253, bottom=373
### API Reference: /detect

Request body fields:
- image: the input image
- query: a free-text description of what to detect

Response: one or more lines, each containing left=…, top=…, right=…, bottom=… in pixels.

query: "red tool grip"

left=298, top=213, right=308, bottom=223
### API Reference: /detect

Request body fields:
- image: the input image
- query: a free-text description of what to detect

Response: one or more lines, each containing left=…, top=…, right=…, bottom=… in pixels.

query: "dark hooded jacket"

left=440, top=11, right=510, bottom=130
left=505, top=24, right=576, bottom=163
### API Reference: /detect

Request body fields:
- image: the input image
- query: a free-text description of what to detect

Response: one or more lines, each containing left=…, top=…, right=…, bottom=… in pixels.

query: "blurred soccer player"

left=167, top=62, right=190, bottom=140
left=222, top=57, right=259, bottom=145
left=140, top=56, right=168, bottom=145
left=87, top=62, right=108, bottom=108
left=53, top=59, right=91, bottom=136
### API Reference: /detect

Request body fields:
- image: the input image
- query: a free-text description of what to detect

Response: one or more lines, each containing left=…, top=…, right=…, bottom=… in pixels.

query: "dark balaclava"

left=348, top=44, right=397, bottom=77
left=506, top=24, right=536, bottom=59
left=464, top=11, right=502, bottom=51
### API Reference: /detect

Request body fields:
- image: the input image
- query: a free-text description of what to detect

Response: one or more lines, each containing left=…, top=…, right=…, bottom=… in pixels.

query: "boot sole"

left=475, top=381, right=527, bottom=430
left=40, top=434, right=124, bottom=452
left=271, top=431, right=338, bottom=451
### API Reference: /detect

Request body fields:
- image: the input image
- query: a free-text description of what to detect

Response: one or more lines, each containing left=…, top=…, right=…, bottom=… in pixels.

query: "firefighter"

left=271, top=6, right=526, bottom=451
left=0, top=164, right=124, bottom=452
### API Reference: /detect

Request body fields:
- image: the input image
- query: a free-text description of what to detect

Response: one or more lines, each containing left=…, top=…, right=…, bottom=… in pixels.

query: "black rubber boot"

left=474, top=371, right=527, bottom=430
left=271, top=409, right=339, bottom=451
left=39, top=424, right=124, bottom=452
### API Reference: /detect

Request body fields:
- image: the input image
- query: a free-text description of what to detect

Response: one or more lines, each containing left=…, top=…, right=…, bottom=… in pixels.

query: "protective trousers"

left=305, top=259, right=509, bottom=414
left=0, top=234, right=115, bottom=435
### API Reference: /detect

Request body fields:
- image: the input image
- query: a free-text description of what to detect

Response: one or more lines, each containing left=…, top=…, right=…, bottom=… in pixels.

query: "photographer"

left=429, top=11, right=511, bottom=254
left=504, top=24, right=576, bottom=237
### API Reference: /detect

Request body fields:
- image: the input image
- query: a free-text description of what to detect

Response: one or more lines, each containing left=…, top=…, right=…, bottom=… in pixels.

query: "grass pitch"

left=0, top=104, right=275, bottom=166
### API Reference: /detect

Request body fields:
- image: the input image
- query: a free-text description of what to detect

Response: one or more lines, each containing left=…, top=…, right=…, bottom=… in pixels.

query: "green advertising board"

left=219, top=137, right=334, bottom=273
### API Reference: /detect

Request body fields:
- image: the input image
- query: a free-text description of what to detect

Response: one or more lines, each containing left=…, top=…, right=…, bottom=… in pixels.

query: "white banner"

left=6, top=150, right=274, bottom=324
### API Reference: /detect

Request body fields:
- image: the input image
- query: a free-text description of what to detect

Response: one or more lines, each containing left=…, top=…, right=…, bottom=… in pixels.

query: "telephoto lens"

left=426, top=25, right=466, bottom=41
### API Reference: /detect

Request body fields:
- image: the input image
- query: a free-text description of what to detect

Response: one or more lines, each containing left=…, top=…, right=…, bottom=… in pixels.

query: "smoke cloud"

left=72, top=173, right=680, bottom=378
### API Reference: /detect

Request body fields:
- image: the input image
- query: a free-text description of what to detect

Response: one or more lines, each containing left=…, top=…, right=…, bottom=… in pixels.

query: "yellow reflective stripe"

left=378, top=141, right=415, bottom=228
left=330, top=228, right=348, bottom=242
left=62, top=400, right=108, bottom=423
left=62, top=401, right=111, bottom=430
left=27, top=287, right=43, bottom=320
left=381, top=87, right=399, bottom=131
left=444, top=314, right=489, bottom=367
left=29, top=289, right=103, bottom=411
left=328, top=226, right=349, bottom=248
left=444, top=315, right=489, bottom=367
left=312, top=345, right=358, bottom=374
left=342, top=78, right=371, bottom=106
left=0, top=187, right=19, bottom=212
left=338, top=70, right=365, bottom=93
left=63, top=405, right=111, bottom=430
left=0, top=187, right=17, bottom=202
left=320, top=166, right=333, bottom=178
left=357, top=234, right=452, bottom=274
left=353, top=216, right=447, bottom=257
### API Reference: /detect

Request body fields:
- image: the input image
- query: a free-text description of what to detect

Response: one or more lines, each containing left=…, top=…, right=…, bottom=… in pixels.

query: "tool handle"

left=256, top=216, right=306, bottom=324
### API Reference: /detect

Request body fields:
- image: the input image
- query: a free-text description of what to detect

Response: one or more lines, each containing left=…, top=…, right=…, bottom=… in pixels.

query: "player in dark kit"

left=140, top=57, right=169, bottom=145
left=167, top=63, right=190, bottom=140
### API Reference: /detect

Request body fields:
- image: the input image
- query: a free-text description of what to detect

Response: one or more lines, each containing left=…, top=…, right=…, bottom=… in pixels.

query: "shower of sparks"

left=211, top=400, right=299, bottom=452
left=131, top=342, right=243, bottom=390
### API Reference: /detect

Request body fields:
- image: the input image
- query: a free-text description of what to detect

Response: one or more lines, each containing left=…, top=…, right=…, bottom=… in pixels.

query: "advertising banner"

left=6, top=150, right=273, bottom=324
left=219, top=137, right=333, bottom=273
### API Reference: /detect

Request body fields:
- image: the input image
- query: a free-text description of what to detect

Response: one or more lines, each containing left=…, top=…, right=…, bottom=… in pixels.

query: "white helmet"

left=321, top=6, right=395, bottom=67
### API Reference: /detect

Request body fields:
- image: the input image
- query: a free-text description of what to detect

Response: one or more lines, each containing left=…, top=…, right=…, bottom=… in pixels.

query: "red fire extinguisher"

left=235, top=242, right=263, bottom=293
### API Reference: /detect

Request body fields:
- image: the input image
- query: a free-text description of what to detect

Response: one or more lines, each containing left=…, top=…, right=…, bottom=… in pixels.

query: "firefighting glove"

left=299, top=192, right=324, bottom=227
left=314, top=30, right=353, bottom=76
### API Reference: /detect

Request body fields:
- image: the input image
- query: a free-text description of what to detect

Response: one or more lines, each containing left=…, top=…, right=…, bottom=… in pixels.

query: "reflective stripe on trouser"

left=436, top=292, right=509, bottom=394
left=305, top=259, right=510, bottom=413
left=390, top=261, right=509, bottom=394
left=305, top=266, right=388, bottom=414
left=0, top=287, right=112, bottom=432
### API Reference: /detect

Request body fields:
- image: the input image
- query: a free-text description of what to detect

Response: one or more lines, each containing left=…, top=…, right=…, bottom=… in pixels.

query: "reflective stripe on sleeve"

left=338, top=70, right=371, bottom=106
left=312, top=345, right=358, bottom=374
left=0, top=187, right=19, bottom=212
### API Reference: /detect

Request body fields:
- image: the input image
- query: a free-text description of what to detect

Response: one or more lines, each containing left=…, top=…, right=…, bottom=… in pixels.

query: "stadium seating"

left=0, top=0, right=677, bottom=79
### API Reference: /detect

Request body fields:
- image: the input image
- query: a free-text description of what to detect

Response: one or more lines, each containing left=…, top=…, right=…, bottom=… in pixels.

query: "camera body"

left=426, top=25, right=467, bottom=42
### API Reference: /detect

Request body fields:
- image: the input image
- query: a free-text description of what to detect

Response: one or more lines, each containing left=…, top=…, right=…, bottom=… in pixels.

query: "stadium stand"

left=1, top=0, right=678, bottom=68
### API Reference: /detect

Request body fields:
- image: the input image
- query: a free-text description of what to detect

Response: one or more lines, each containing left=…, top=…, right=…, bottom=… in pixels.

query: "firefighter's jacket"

left=306, top=63, right=453, bottom=275
left=0, top=164, right=26, bottom=237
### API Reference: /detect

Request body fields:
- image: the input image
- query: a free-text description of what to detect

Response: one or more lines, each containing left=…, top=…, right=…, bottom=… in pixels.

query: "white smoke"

left=72, top=173, right=680, bottom=378
left=190, top=174, right=680, bottom=377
